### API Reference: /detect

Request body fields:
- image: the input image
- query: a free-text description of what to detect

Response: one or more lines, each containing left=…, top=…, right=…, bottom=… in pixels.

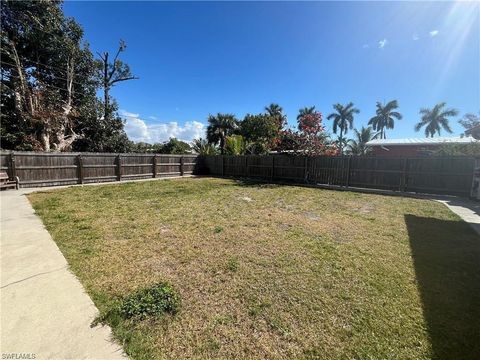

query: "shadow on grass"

left=405, top=214, right=480, bottom=359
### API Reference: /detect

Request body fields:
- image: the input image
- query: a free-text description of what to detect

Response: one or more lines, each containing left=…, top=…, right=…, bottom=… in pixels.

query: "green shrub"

left=120, top=282, right=179, bottom=319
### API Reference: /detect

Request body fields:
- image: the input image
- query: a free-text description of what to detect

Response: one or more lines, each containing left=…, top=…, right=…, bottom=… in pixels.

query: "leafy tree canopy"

left=459, top=113, right=480, bottom=139
left=1, top=0, right=131, bottom=152
left=240, top=113, right=280, bottom=154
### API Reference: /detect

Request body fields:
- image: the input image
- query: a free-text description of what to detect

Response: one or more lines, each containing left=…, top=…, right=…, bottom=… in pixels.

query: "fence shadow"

left=404, top=214, right=480, bottom=358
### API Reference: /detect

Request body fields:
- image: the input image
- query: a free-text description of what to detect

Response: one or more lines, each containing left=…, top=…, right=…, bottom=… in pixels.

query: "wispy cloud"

left=148, top=116, right=157, bottom=120
left=362, top=44, right=370, bottom=49
left=412, top=34, right=419, bottom=41
left=120, top=110, right=205, bottom=143
left=429, top=30, right=439, bottom=37
left=378, top=38, right=388, bottom=48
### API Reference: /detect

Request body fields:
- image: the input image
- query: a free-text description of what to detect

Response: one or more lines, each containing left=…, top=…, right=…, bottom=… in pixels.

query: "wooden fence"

left=1, top=152, right=475, bottom=196
left=0, top=151, right=198, bottom=188
left=201, top=155, right=475, bottom=197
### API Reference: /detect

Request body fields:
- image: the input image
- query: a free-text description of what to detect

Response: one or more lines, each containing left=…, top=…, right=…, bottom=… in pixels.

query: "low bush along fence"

left=1, top=151, right=475, bottom=197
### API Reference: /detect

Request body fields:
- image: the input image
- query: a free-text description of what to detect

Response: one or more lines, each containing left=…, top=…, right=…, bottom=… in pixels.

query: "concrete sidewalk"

left=0, top=190, right=126, bottom=359
left=435, top=196, right=480, bottom=235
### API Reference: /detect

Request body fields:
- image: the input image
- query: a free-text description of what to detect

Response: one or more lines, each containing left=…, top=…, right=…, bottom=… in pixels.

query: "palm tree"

left=415, top=102, right=458, bottom=137
left=368, top=100, right=402, bottom=139
left=297, top=106, right=316, bottom=120
left=265, top=103, right=287, bottom=128
left=327, top=102, right=360, bottom=154
left=192, top=138, right=218, bottom=155
left=206, top=113, right=238, bottom=154
left=347, top=126, right=379, bottom=155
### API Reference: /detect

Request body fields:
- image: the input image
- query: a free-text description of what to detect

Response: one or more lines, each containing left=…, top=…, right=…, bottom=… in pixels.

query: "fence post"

left=9, top=152, right=17, bottom=179
left=77, top=154, right=84, bottom=184
left=346, top=156, right=351, bottom=187
left=271, top=156, right=274, bottom=181
left=153, top=155, right=157, bottom=178
left=117, top=154, right=122, bottom=181
left=180, top=156, right=184, bottom=176
left=401, top=158, right=408, bottom=192
left=304, top=156, right=309, bottom=182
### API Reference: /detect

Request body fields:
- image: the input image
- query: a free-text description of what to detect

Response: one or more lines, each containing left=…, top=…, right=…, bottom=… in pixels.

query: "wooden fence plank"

left=202, top=155, right=475, bottom=197
left=0, top=151, right=198, bottom=188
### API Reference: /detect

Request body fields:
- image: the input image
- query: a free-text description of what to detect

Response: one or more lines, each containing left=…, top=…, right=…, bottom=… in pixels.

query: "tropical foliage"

left=278, top=111, right=339, bottom=156
left=225, top=135, right=246, bottom=155
left=192, top=138, right=218, bottom=155
left=206, top=113, right=238, bottom=154
left=458, top=113, right=480, bottom=139
left=415, top=102, right=458, bottom=137
left=346, top=126, right=379, bottom=155
left=368, top=100, right=402, bottom=139
left=297, top=106, right=316, bottom=120
left=240, top=113, right=281, bottom=154
left=265, top=103, right=287, bottom=129
left=327, top=102, right=360, bottom=154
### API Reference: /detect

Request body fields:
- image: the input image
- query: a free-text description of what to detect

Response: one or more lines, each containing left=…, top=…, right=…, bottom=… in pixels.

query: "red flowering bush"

left=276, top=111, right=339, bottom=156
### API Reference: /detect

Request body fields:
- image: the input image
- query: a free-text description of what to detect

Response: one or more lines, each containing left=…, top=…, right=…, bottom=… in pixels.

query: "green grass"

left=28, top=178, right=480, bottom=359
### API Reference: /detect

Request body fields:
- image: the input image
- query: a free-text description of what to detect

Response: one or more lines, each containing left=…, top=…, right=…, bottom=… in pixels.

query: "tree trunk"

left=103, top=53, right=110, bottom=121
left=220, top=136, right=225, bottom=155
left=339, top=128, right=344, bottom=155
left=10, top=40, right=34, bottom=115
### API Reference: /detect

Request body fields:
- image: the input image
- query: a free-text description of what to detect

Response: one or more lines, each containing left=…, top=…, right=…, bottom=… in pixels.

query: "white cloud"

left=412, top=34, right=419, bottom=41
left=429, top=30, right=439, bottom=37
left=148, top=116, right=157, bottom=120
left=362, top=44, right=370, bottom=49
left=120, top=110, right=205, bottom=143
left=378, top=38, right=388, bottom=48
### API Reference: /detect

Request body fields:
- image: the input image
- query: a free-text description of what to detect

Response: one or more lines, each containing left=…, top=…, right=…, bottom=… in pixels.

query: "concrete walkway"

left=435, top=196, right=480, bottom=235
left=0, top=190, right=126, bottom=359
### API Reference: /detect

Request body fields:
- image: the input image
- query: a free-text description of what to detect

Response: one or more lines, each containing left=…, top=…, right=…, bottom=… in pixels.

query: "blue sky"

left=64, top=1, right=479, bottom=143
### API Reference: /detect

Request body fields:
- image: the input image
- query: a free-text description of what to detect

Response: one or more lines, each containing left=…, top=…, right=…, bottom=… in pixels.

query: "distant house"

left=365, top=137, right=479, bottom=156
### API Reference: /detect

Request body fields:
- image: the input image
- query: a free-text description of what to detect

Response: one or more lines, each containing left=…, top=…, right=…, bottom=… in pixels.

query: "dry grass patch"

left=28, top=178, right=480, bottom=359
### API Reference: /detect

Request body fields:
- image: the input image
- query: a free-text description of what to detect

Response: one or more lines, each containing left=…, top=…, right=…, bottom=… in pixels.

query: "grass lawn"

left=28, top=178, right=480, bottom=359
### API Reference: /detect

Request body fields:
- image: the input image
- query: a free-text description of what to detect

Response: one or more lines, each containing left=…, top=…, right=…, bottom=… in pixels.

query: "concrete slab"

left=0, top=190, right=126, bottom=359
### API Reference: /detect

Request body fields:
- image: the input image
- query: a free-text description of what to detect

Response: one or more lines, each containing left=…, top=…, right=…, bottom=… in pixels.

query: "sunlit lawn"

left=28, top=178, right=480, bottom=359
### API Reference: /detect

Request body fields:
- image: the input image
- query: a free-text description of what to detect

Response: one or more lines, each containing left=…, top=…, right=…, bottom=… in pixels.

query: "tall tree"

left=97, top=40, right=138, bottom=121
left=297, top=106, right=316, bottom=120
left=206, top=113, right=238, bottom=154
left=458, top=113, right=480, bottom=139
left=265, top=103, right=287, bottom=128
left=368, top=100, right=402, bottom=139
left=347, top=126, right=379, bottom=155
left=415, top=102, right=458, bottom=137
left=0, top=0, right=131, bottom=152
left=327, top=102, right=359, bottom=154
left=240, top=113, right=280, bottom=154
left=278, top=111, right=338, bottom=156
